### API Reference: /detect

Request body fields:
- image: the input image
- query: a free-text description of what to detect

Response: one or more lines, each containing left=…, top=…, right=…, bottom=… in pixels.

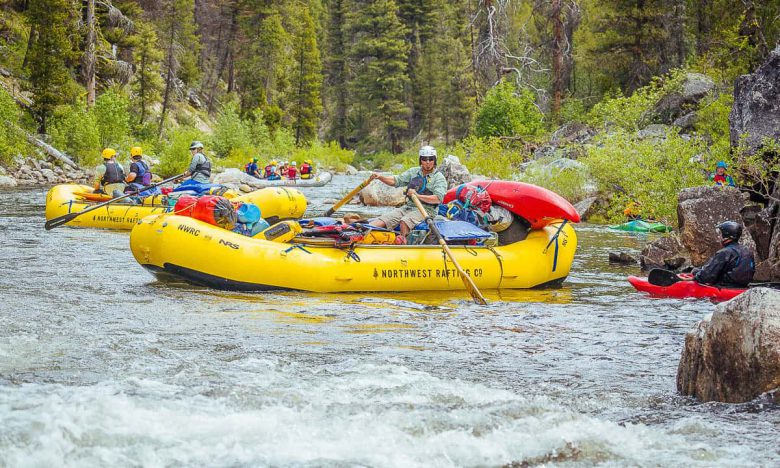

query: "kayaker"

left=125, top=146, right=153, bottom=192
left=94, top=148, right=126, bottom=197
left=300, top=160, right=313, bottom=179
left=264, top=160, right=281, bottom=180
left=287, top=161, right=298, bottom=180
left=368, top=145, right=447, bottom=243
left=709, top=161, right=735, bottom=187
left=184, top=141, right=211, bottom=183
left=692, top=221, right=755, bottom=287
left=623, top=200, right=642, bottom=220
left=245, top=158, right=261, bottom=178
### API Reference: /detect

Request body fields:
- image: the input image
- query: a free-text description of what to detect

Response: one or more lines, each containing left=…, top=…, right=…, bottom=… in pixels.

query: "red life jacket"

left=288, top=166, right=297, bottom=179
left=264, top=165, right=274, bottom=178
left=300, top=163, right=312, bottom=179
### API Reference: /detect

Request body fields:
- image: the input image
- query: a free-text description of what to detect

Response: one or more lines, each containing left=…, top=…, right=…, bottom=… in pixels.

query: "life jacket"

left=265, top=165, right=280, bottom=180
left=287, top=166, right=297, bottom=179
left=300, top=163, right=312, bottom=179
left=407, top=174, right=437, bottom=205
left=245, top=162, right=257, bottom=175
left=130, top=160, right=152, bottom=186
left=192, top=153, right=211, bottom=179
left=712, top=174, right=734, bottom=187
left=101, top=161, right=125, bottom=186
left=723, top=243, right=755, bottom=286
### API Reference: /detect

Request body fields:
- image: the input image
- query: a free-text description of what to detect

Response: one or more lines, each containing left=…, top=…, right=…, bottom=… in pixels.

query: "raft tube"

left=45, top=184, right=307, bottom=230
left=627, top=276, right=744, bottom=302
left=442, top=180, right=580, bottom=230
left=609, top=220, right=672, bottom=232
left=130, top=214, right=577, bottom=292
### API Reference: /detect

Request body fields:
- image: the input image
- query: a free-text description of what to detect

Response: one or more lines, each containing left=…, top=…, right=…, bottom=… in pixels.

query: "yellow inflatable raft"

left=45, top=184, right=307, bottom=230
left=130, top=214, right=577, bottom=293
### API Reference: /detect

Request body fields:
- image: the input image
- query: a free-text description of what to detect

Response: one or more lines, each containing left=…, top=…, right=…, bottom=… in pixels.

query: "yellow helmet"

left=102, top=148, right=116, bottom=159
left=271, top=160, right=278, bottom=165
left=130, top=146, right=143, bottom=157
left=305, top=159, right=312, bottom=165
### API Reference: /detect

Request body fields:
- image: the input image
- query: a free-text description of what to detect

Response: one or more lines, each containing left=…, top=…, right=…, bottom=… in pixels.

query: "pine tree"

left=290, top=6, right=323, bottom=145
left=26, top=0, right=76, bottom=133
left=325, top=0, right=348, bottom=147
left=132, top=22, right=164, bottom=126
left=346, top=0, right=410, bottom=153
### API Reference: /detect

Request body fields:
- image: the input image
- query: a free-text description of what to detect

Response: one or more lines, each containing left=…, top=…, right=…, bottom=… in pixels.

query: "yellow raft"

left=130, top=214, right=577, bottom=293
left=45, top=184, right=307, bottom=230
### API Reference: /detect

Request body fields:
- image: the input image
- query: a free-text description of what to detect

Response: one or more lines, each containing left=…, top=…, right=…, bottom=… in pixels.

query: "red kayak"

left=442, top=180, right=580, bottom=230
left=627, top=275, right=745, bottom=302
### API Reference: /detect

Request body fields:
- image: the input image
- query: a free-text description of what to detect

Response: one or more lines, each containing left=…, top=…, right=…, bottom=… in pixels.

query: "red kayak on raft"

left=442, top=180, right=581, bottom=230
left=627, top=276, right=745, bottom=302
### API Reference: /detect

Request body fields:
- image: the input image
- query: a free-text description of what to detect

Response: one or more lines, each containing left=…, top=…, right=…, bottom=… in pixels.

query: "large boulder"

left=0, top=175, right=17, bottom=187
left=550, top=121, right=597, bottom=146
left=436, top=155, right=472, bottom=190
left=677, top=288, right=780, bottom=403
left=640, top=233, right=690, bottom=270
left=677, top=186, right=755, bottom=265
left=359, top=179, right=405, bottom=207
left=729, top=45, right=780, bottom=153
left=649, top=73, right=715, bottom=124
left=212, top=168, right=263, bottom=189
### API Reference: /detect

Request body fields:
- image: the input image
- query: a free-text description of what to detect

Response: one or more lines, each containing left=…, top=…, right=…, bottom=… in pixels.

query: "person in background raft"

left=94, top=148, right=126, bottom=197
left=184, top=141, right=211, bottom=183
left=368, top=145, right=447, bottom=244
left=125, top=146, right=153, bottom=192
left=264, top=160, right=281, bottom=180
left=287, top=161, right=298, bottom=180
left=692, top=221, right=755, bottom=287
left=300, top=159, right=314, bottom=179
left=245, top=158, right=261, bottom=178
left=709, top=161, right=735, bottom=187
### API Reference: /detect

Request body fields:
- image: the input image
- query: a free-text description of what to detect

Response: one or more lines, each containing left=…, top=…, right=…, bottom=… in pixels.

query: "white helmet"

left=419, top=145, right=437, bottom=165
left=291, top=161, right=297, bottom=166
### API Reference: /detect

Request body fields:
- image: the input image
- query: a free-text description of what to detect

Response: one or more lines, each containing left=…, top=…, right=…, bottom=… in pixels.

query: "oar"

left=410, top=192, right=487, bottom=305
left=45, top=173, right=185, bottom=230
left=323, top=176, right=373, bottom=217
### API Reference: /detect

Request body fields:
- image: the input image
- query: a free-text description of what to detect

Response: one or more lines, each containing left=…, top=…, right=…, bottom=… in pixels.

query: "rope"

left=487, top=245, right=504, bottom=290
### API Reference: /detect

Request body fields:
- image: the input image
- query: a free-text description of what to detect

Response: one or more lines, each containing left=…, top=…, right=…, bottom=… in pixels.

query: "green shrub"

left=473, top=81, right=545, bottom=138
left=94, top=87, right=131, bottom=148
left=450, top=136, right=529, bottom=180
left=155, top=126, right=203, bottom=177
left=49, top=103, right=101, bottom=167
left=291, top=140, right=355, bottom=172
left=581, top=129, right=709, bottom=225
left=0, top=86, right=30, bottom=165
left=694, top=92, right=733, bottom=166
left=519, top=157, right=593, bottom=203
left=210, top=103, right=252, bottom=158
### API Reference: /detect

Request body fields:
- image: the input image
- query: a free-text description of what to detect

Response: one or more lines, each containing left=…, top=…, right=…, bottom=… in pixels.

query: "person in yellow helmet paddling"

left=299, top=159, right=314, bottom=179
left=94, top=148, right=126, bottom=197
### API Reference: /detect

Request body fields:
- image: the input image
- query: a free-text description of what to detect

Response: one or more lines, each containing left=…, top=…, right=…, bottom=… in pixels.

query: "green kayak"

left=609, top=219, right=672, bottom=232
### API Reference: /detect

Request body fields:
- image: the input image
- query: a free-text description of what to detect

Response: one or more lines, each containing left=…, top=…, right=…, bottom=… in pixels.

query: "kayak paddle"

left=647, top=268, right=688, bottom=286
left=45, top=173, right=185, bottom=230
left=409, top=192, right=487, bottom=306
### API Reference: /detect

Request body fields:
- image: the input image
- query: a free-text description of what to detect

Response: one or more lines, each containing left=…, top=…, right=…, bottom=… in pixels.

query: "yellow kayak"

left=45, top=184, right=307, bottom=230
left=130, top=214, right=577, bottom=293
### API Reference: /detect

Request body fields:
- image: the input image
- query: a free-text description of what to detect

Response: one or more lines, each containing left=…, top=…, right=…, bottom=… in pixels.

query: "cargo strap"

left=487, top=246, right=504, bottom=290
left=283, top=244, right=312, bottom=255
left=543, top=220, right=568, bottom=273
left=345, top=248, right=361, bottom=263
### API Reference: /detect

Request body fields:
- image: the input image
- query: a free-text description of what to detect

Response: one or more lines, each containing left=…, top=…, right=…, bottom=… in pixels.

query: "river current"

left=0, top=176, right=777, bottom=467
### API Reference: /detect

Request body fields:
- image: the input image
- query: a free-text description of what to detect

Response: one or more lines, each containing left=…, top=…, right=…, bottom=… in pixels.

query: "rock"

left=344, top=164, right=358, bottom=176
left=39, top=161, right=51, bottom=169
left=651, top=73, right=715, bottom=124
left=0, top=175, right=18, bottom=187
left=637, top=124, right=671, bottom=139
left=550, top=122, right=597, bottom=146
left=212, top=168, right=262, bottom=188
left=436, top=155, right=472, bottom=190
left=40, top=168, right=57, bottom=184
left=729, top=45, right=780, bottom=153
left=359, top=180, right=405, bottom=207
left=741, top=204, right=773, bottom=261
left=239, top=184, right=252, bottom=193
left=672, top=112, right=698, bottom=132
left=0, top=67, right=10, bottom=77
left=187, top=89, right=202, bottom=109
left=677, top=186, right=755, bottom=265
left=609, top=251, right=637, bottom=265
left=677, top=288, right=780, bottom=403
left=573, top=196, right=598, bottom=221
left=640, top=233, right=691, bottom=270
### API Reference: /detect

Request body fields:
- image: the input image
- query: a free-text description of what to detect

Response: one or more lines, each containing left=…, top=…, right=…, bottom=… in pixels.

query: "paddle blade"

left=44, top=213, right=77, bottom=230
left=647, top=268, right=681, bottom=287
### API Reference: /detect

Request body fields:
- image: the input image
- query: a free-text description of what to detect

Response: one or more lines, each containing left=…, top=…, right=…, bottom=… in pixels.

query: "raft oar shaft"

left=409, top=192, right=487, bottom=306
left=323, top=176, right=373, bottom=217
left=44, top=173, right=185, bottom=230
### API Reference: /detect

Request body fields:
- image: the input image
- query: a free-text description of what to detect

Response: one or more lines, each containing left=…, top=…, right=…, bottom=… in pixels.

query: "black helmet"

left=717, top=221, right=742, bottom=242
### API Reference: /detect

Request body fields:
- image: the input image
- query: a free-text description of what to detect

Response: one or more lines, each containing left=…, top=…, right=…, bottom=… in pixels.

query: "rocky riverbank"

left=0, top=157, right=92, bottom=188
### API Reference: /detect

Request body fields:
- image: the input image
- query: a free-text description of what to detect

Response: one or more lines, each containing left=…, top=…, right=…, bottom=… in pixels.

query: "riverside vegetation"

left=1, top=1, right=779, bottom=226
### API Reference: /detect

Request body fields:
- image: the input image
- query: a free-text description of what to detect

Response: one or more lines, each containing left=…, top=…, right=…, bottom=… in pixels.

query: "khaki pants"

left=375, top=206, right=426, bottom=231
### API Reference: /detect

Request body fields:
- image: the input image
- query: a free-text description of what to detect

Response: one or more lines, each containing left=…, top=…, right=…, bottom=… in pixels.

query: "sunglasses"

left=420, top=156, right=436, bottom=161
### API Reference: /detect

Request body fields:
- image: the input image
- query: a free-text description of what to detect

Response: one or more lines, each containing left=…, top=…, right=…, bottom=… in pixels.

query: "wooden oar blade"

left=647, top=268, right=681, bottom=287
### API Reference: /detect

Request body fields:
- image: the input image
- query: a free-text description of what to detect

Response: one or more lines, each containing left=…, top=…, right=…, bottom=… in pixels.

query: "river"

left=0, top=177, right=777, bottom=467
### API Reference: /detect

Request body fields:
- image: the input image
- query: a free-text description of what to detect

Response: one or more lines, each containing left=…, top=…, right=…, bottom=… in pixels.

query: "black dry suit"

left=694, top=242, right=755, bottom=287
left=101, top=161, right=125, bottom=186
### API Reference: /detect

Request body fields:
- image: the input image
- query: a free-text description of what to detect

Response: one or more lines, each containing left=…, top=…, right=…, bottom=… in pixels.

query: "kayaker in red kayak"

left=692, top=221, right=755, bottom=288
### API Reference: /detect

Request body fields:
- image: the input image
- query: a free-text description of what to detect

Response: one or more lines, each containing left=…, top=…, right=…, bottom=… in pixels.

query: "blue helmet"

left=716, top=161, right=727, bottom=169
